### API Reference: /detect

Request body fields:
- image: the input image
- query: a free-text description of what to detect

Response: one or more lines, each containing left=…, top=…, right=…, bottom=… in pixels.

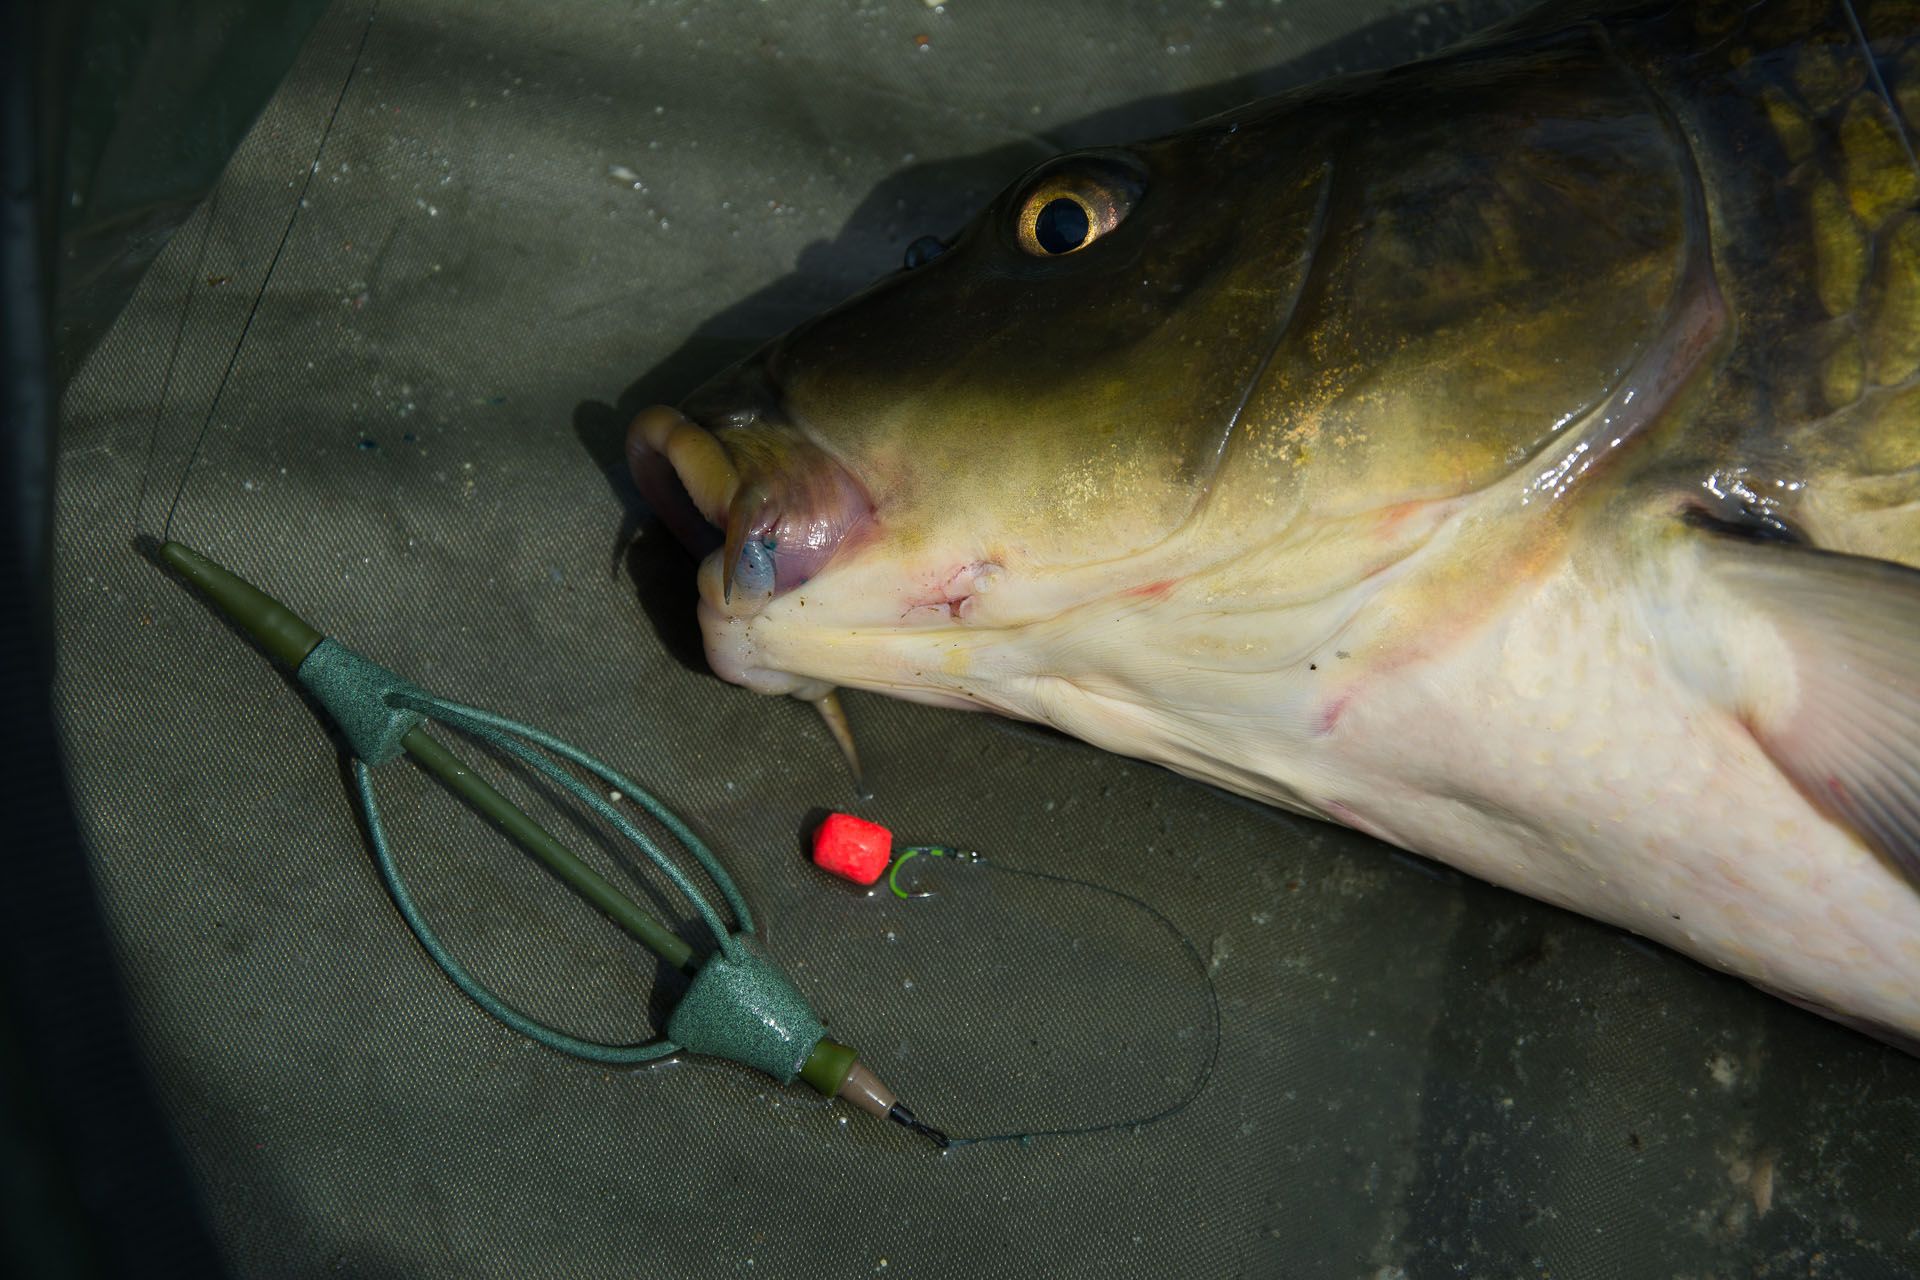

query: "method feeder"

left=155, top=540, right=947, bottom=1149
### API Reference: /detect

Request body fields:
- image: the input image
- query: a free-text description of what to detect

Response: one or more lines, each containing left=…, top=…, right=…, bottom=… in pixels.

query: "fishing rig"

left=153, top=540, right=948, bottom=1148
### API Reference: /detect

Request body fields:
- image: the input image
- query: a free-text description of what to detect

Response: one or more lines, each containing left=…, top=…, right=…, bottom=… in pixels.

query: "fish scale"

left=1570, top=0, right=1920, bottom=566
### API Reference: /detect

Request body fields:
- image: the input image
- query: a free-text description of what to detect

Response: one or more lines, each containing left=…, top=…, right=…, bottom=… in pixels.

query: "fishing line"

left=885, top=846, right=1222, bottom=1151
left=132, top=186, right=221, bottom=537
left=155, top=0, right=382, bottom=542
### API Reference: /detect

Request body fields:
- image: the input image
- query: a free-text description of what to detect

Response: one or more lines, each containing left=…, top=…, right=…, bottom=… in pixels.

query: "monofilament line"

left=159, top=0, right=382, bottom=541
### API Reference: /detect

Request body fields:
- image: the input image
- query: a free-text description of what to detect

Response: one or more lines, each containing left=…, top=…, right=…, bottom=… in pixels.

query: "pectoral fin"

left=1696, top=532, right=1920, bottom=881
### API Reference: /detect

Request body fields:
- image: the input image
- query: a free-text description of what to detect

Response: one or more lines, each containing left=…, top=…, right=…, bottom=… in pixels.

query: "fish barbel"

left=628, top=0, right=1920, bottom=1044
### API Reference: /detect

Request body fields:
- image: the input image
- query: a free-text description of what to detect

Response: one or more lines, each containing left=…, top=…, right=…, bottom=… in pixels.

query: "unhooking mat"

left=52, top=0, right=1920, bottom=1275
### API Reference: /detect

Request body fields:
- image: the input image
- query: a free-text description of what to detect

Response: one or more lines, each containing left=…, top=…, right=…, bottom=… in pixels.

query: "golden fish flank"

left=1822, top=330, right=1866, bottom=408
left=1809, top=174, right=1867, bottom=317
left=1869, top=213, right=1920, bottom=384
left=1791, top=33, right=1869, bottom=113
left=628, top=0, right=1920, bottom=1047
left=1763, top=86, right=1818, bottom=164
left=1841, top=93, right=1920, bottom=227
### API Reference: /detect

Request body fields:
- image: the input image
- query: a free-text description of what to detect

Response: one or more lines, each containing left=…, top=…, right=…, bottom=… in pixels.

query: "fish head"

left=630, top=125, right=1343, bottom=711
left=629, top=43, right=1698, bottom=730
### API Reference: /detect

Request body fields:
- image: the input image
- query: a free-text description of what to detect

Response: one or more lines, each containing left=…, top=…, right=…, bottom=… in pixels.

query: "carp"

left=628, top=0, right=1920, bottom=1043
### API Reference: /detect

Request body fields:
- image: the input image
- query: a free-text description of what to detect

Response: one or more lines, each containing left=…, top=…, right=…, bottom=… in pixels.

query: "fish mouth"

left=627, top=403, right=733, bottom=563
left=626, top=396, right=873, bottom=697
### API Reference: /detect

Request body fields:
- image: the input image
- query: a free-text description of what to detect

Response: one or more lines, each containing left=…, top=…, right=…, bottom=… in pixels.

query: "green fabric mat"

left=52, top=0, right=1920, bottom=1275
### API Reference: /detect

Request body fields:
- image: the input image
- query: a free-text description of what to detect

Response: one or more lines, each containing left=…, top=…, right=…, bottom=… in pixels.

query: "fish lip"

left=627, top=355, right=792, bottom=536
left=627, top=412, right=726, bottom=561
left=626, top=407, right=746, bottom=599
left=628, top=368, right=875, bottom=699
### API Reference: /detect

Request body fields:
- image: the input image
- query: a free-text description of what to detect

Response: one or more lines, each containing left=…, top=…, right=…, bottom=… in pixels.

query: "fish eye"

left=1013, top=155, right=1144, bottom=257
left=1033, top=198, right=1091, bottom=254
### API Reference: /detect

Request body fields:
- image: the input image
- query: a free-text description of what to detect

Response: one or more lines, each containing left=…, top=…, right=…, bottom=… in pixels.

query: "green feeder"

left=155, top=540, right=945, bottom=1147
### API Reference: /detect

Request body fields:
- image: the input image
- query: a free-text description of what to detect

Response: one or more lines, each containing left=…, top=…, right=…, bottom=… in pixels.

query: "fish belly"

left=1311, top=559, right=1920, bottom=1039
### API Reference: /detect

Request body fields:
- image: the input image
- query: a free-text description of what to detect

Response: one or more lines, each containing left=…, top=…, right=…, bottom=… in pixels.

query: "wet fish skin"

left=630, top=0, right=1920, bottom=1042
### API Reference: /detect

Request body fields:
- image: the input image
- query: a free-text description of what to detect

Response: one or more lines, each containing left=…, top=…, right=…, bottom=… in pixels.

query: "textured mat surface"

left=54, top=1, right=1920, bottom=1275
